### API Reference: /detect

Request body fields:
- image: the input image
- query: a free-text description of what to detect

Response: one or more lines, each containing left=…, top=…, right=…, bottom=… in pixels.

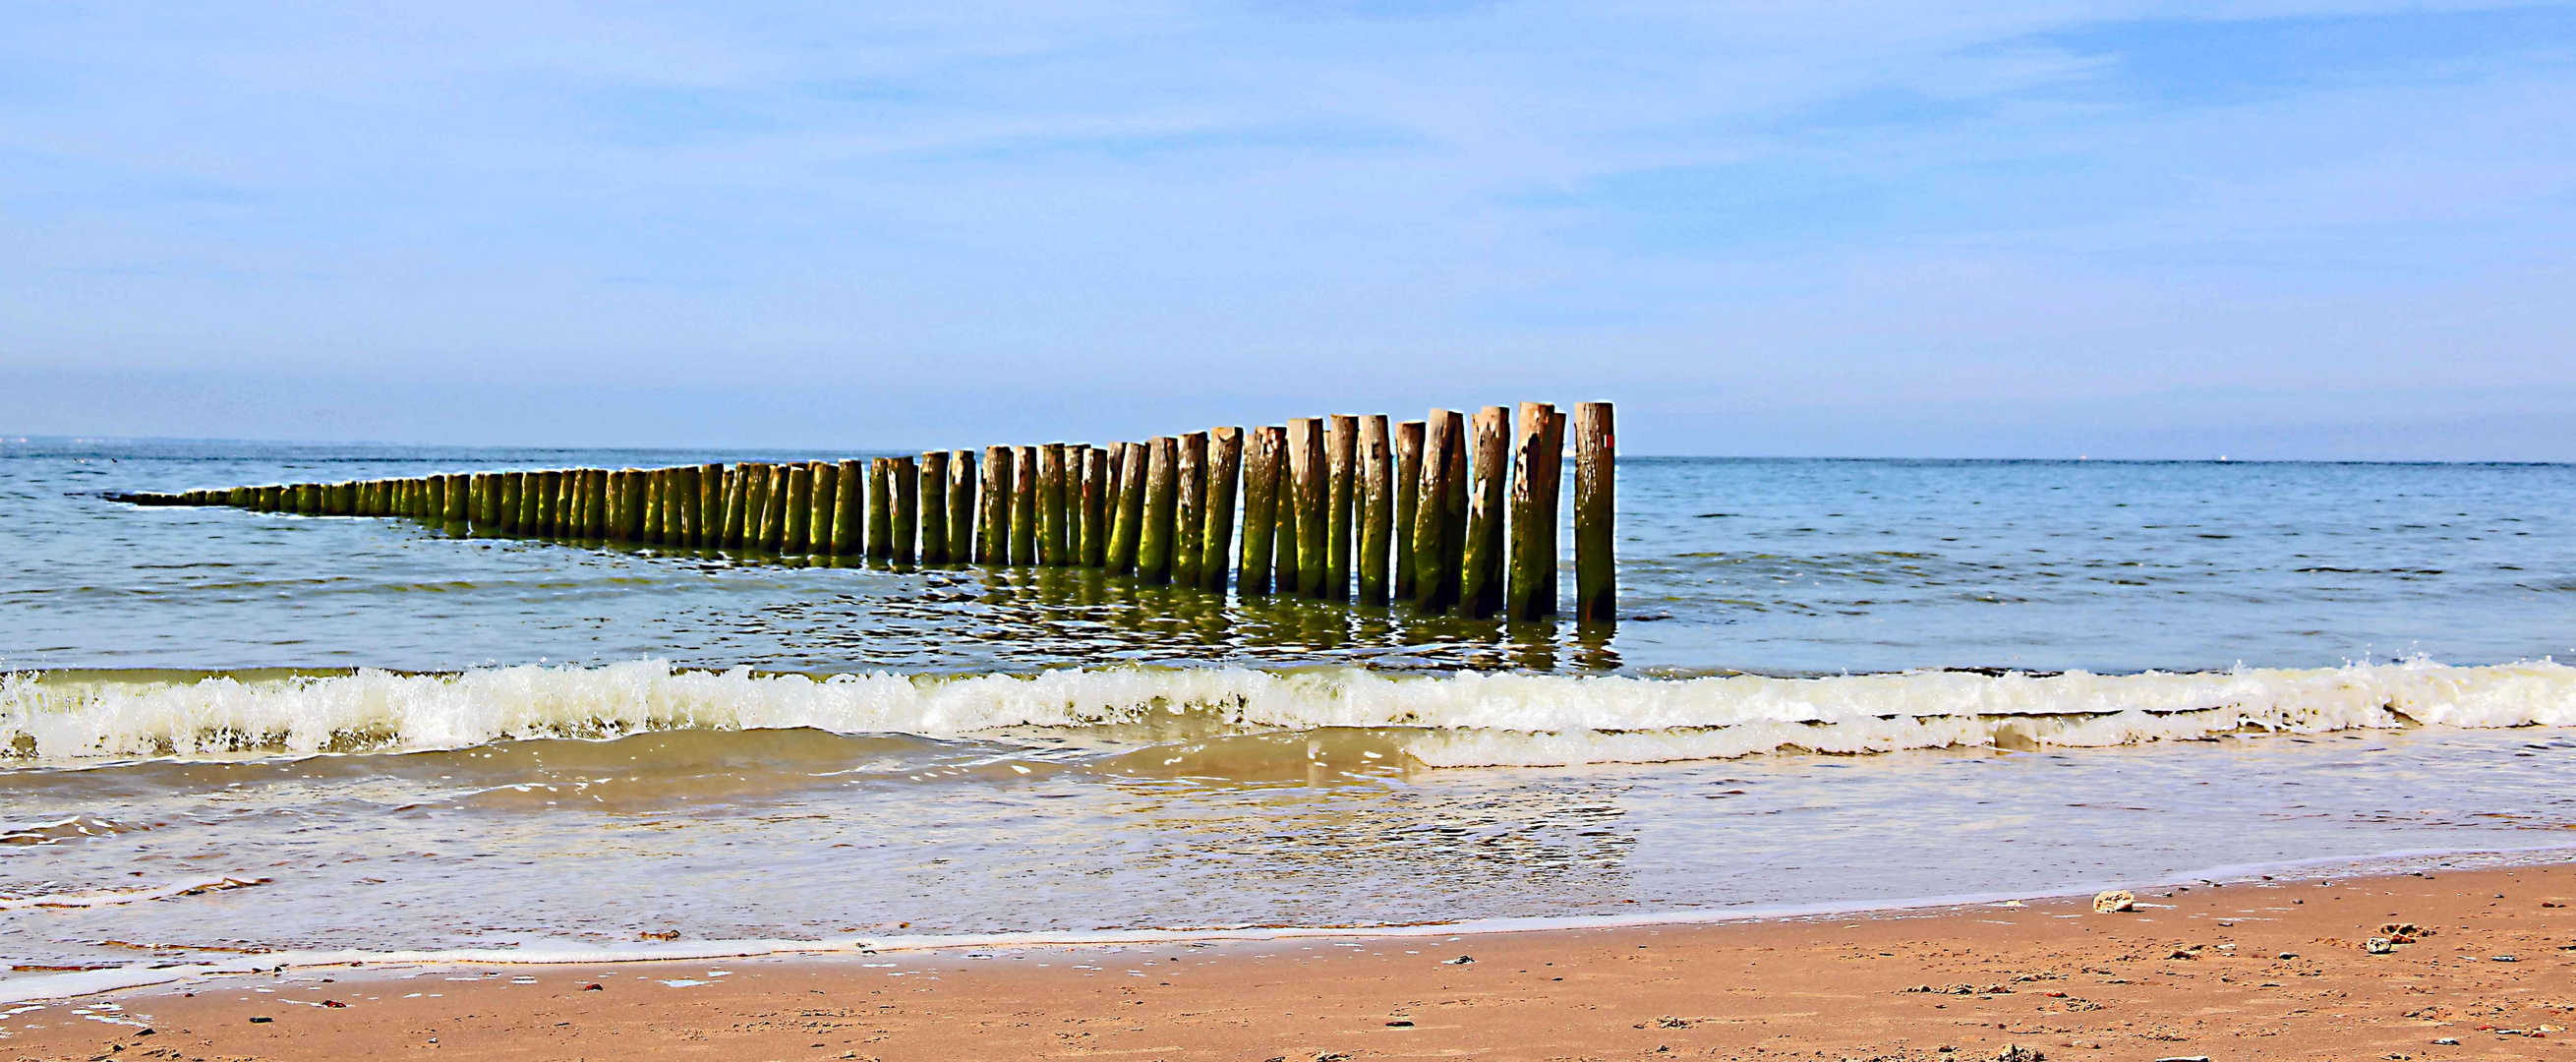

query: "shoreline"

left=9, top=841, right=2575, bottom=1008
left=5, top=862, right=2571, bottom=1059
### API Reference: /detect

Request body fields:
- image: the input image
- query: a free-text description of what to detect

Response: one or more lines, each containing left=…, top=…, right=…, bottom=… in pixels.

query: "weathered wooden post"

left=1574, top=400, right=1615, bottom=623
left=1239, top=427, right=1281, bottom=595
left=1289, top=418, right=1328, bottom=599
left=1107, top=441, right=1144, bottom=575
left=1079, top=445, right=1108, bottom=567
left=793, top=460, right=827, bottom=555
left=783, top=464, right=814, bottom=554
left=597, top=472, right=619, bottom=539
left=759, top=463, right=792, bottom=552
left=1325, top=414, right=1358, bottom=602
left=1138, top=437, right=1178, bottom=584
left=1010, top=446, right=1038, bottom=566
left=822, top=459, right=856, bottom=556
left=510, top=471, right=533, bottom=533
left=918, top=451, right=948, bottom=564
left=1413, top=410, right=1465, bottom=613
left=1037, top=443, right=1068, bottom=566
left=1506, top=402, right=1563, bottom=620
left=1271, top=436, right=1299, bottom=597
left=946, top=450, right=975, bottom=564
left=977, top=446, right=1010, bottom=565
left=1358, top=415, right=1393, bottom=606
left=680, top=465, right=707, bottom=546
left=892, top=454, right=919, bottom=565
left=1461, top=405, right=1511, bottom=618
left=1202, top=427, right=1243, bottom=593
left=1173, top=432, right=1207, bottom=588
left=866, top=458, right=895, bottom=560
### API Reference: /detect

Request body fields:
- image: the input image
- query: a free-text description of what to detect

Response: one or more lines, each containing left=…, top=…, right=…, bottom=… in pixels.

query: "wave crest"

left=3, top=659, right=2571, bottom=768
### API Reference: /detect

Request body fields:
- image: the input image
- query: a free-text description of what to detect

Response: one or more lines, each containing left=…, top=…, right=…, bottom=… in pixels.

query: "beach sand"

left=7, top=864, right=2571, bottom=1061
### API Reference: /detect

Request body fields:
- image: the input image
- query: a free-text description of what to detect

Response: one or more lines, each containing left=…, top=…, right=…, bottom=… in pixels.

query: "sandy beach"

left=6, top=863, right=2570, bottom=1061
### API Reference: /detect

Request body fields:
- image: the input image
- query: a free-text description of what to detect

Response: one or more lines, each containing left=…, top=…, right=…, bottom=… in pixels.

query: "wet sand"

left=7, top=864, right=2572, bottom=1061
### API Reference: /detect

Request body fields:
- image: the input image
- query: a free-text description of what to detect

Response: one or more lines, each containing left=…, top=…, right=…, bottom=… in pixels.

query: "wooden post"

left=1461, top=405, right=1511, bottom=618
left=784, top=464, right=814, bottom=554
left=1413, top=410, right=1464, bottom=613
left=670, top=469, right=691, bottom=543
left=1325, top=414, right=1358, bottom=602
left=827, top=459, right=861, bottom=556
left=1037, top=443, right=1068, bottom=566
left=919, top=451, right=948, bottom=564
left=1545, top=407, right=1566, bottom=609
left=1357, top=415, right=1393, bottom=606
left=752, top=463, right=787, bottom=552
left=1574, top=400, right=1615, bottom=623
left=978, top=446, right=1010, bottom=565
left=1138, top=437, right=1178, bottom=584
left=1010, top=445, right=1038, bottom=566
left=654, top=469, right=676, bottom=543
left=1239, top=427, right=1281, bottom=595
left=528, top=471, right=555, bottom=534
left=866, top=458, right=895, bottom=560
left=946, top=450, right=975, bottom=564
left=892, top=454, right=919, bottom=565
left=716, top=465, right=743, bottom=547
left=1271, top=437, right=1299, bottom=597
left=1107, top=441, right=1144, bottom=575
left=677, top=465, right=704, bottom=547
left=1506, top=402, right=1562, bottom=620
left=1202, top=427, right=1242, bottom=593
left=1173, top=432, right=1206, bottom=589
left=499, top=471, right=525, bottom=531
left=1289, top=418, right=1327, bottom=598
left=1079, top=445, right=1108, bottom=567
left=601, top=472, right=624, bottom=540
left=631, top=468, right=653, bottom=542
left=695, top=464, right=722, bottom=545
left=587, top=469, right=610, bottom=538
left=795, top=460, right=829, bottom=556
left=258, top=485, right=282, bottom=512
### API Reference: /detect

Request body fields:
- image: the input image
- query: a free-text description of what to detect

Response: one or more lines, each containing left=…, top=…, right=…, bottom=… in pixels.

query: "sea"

left=3, top=439, right=2572, bottom=998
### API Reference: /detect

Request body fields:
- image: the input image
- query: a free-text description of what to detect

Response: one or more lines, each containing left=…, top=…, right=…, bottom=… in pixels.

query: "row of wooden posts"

left=123, top=402, right=1616, bottom=621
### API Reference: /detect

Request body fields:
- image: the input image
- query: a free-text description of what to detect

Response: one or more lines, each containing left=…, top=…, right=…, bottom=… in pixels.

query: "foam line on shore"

left=4, top=658, right=2572, bottom=767
left=6, top=841, right=2571, bottom=1006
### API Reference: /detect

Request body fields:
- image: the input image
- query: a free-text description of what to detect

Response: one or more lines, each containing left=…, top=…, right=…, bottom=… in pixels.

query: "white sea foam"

left=2, top=659, right=2570, bottom=768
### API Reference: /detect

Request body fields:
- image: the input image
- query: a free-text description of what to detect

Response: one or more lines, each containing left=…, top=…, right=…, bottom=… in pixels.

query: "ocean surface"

left=3, top=439, right=2573, bottom=993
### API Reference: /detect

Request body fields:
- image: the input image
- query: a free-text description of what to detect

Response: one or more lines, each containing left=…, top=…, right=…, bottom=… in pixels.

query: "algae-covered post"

left=1506, top=402, right=1562, bottom=620
left=1202, top=427, right=1243, bottom=593
left=918, top=451, right=948, bottom=565
left=892, top=454, right=920, bottom=565
left=1288, top=418, right=1327, bottom=599
left=946, top=450, right=975, bottom=565
left=1238, top=426, right=1282, bottom=596
left=1174, top=432, right=1207, bottom=589
left=1325, top=415, right=1358, bottom=603
left=1462, top=405, right=1511, bottom=619
left=1574, top=400, right=1615, bottom=623
left=1357, top=415, right=1392, bottom=607
left=1009, top=446, right=1038, bottom=567
left=1138, top=437, right=1179, bottom=584
left=1080, top=445, right=1109, bottom=568
left=1107, top=441, right=1144, bottom=576
left=866, top=458, right=895, bottom=560
left=783, top=464, right=814, bottom=554
left=1413, top=410, right=1465, bottom=613
left=978, top=446, right=1010, bottom=565
left=1037, top=443, right=1068, bottom=566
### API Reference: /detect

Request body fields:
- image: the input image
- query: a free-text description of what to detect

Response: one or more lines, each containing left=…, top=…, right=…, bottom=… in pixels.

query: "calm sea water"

left=3, top=439, right=2572, bottom=993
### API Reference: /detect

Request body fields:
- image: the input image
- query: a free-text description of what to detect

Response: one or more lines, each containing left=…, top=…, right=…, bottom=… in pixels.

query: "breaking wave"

left=3, top=659, right=2571, bottom=769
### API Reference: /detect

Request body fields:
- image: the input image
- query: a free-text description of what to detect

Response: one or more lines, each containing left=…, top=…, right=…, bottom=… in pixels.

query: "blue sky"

left=4, top=1, right=2573, bottom=457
